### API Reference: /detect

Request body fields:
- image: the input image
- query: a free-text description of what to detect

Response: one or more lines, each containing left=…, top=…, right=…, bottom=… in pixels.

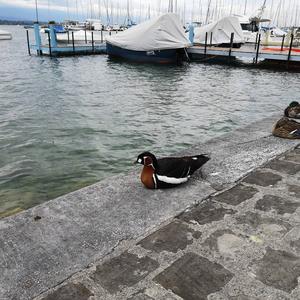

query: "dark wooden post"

left=26, top=30, right=31, bottom=55
left=204, top=32, right=208, bottom=56
left=229, top=32, right=234, bottom=58
left=281, top=34, right=285, bottom=51
left=72, top=31, right=75, bottom=53
left=47, top=31, right=52, bottom=57
left=255, top=33, right=261, bottom=64
left=287, top=33, right=294, bottom=68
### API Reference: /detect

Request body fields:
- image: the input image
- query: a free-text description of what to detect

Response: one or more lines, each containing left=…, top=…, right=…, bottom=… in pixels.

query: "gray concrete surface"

left=0, top=114, right=299, bottom=300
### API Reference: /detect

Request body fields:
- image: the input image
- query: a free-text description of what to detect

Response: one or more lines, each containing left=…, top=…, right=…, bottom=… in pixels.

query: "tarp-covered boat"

left=106, top=13, right=191, bottom=64
left=194, top=16, right=244, bottom=48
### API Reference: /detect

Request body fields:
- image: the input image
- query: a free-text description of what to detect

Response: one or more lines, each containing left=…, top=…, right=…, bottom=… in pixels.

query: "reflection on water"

left=1, top=25, right=300, bottom=215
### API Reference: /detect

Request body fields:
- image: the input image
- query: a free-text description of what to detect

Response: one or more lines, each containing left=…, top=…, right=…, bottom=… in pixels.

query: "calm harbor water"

left=1, top=25, right=300, bottom=216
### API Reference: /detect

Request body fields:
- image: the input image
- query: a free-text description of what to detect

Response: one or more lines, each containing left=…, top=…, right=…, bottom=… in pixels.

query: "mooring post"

left=101, top=30, right=103, bottom=43
left=255, top=33, right=261, bottom=64
left=210, top=32, right=213, bottom=46
left=47, top=31, right=52, bottom=57
left=92, top=31, right=94, bottom=52
left=281, top=34, right=285, bottom=51
left=204, top=32, right=208, bottom=56
left=26, top=30, right=31, bottom=56
left=287, top=33, right=294, bottom=68
left=85, top=29, right=87, bottom=44
left=49, top=24, right=57, bottom=49
left=188, top=24, right=194, bottom=44
left=72, top=31, right=75, bottom=53
left=33, top=22, right=42, bottom=55
left=229, top=32, right=234, bottom=59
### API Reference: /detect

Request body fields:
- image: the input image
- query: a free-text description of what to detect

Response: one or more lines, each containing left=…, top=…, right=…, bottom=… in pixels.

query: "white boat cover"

left=194, top=16, right=244, bottom=45
left=106, top=13, right=191, bottom=51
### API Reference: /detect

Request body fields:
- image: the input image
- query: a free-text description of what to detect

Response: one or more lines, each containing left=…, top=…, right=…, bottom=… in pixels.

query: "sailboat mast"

left=35, top=0, right=39, bottom=23
left=205, top=0, right=212, bottom=24
left=244, top=0, right=247, bottom=15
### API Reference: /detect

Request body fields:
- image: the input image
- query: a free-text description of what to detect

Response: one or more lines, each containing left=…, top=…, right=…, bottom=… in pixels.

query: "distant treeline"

left=0, top=20, right=47, bottom=25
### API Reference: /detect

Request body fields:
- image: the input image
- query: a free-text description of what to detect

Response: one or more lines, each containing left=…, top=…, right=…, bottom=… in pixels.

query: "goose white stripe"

left=152, top=174, right=158, bottom=189
left=157, top=175, right=189, bottom=185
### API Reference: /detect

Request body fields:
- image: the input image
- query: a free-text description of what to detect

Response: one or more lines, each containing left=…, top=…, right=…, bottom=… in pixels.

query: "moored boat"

left=106, top=13, right=191, bottom=64
left=0, top=30, right=12, bottom=40
left=194, top=16, right=245, bottom=48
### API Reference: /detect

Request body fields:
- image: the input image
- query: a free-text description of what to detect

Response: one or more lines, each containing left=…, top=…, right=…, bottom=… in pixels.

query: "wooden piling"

left=204, top=32, right=208, bottom=56
left=287, top=33, right=294, bottom=68
left=229, top=32, right=234, bottom=59
left=281, top=35, right=285, bottom=51
left=47, top=31, right=52, bottom=57
left=255, top=34, right=261, bottom=64
left=26, top=30, right=31, bottom=56
left=72, top=31, right=75, bottom=53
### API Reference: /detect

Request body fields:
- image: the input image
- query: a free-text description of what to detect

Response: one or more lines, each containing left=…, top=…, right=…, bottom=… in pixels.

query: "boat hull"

left=0, top=34, right=12, bottom=40
left=106, top=43, right=180, bottom=64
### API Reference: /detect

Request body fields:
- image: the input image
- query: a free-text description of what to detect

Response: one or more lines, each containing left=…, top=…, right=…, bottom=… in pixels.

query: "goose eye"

left=137, top=158, right=142, bottom=163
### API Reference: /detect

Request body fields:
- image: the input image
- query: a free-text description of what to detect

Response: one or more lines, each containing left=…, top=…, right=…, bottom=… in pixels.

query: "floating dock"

left=188, top=45, right=300, bottom=64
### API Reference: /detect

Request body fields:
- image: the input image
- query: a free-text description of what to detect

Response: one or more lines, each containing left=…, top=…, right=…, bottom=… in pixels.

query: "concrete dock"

left=1, top=115, right=300, bottom=300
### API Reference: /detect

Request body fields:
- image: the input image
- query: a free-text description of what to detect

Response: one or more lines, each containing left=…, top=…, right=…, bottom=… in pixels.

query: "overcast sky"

left=0, top=0, right=298, bottom=26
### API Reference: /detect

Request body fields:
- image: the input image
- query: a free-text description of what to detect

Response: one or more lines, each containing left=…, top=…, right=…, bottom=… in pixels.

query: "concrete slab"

left=213, top=184, right=258, bottom=206
left=178, top=201, right=235, bottom=225
left=154, top=253, right=233, bottom=300
left=253, top=247, right=300, bottom=293
left=138, top=220, right=201, bottom=253
left=255, top=195, right=300, bottom=215
left=242, top=170, right=282, bottom=187
left=91, top=252, right=159, bottom=294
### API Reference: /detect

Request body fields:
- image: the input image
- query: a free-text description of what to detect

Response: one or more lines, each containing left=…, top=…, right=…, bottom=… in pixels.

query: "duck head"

left=285, top=101, right=300, bottom=117
left=289, top=101, right=299, bottom=107
left=135, top=152, right=158, bottom=169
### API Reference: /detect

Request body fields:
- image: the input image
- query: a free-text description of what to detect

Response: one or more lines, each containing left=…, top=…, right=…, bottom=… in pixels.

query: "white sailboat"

left=0, top=30, right=12, bottom=40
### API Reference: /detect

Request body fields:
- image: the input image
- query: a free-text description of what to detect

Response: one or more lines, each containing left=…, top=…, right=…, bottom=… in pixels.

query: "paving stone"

left=229, top=296, right=255, bottom=300
left=41, top=283, right=93, bottom=300
left=283, top=149, right=300, bottom=163
left=265, top=159, right=300, bottom=175
left=235, top=212, right=292, bottom=232
left=255, top=195, right=299, bottom=215
left=92, top=252, right=159, bottom=294
left=288, top=185, right=300, bottom=198
left=179, top=201, right=235, bottom=225
left=128, top=293, right=154, bottom=300
left=213, top=184, right=258, bottom=206
left=138, top=220, right=201, bottom=253
left=154, top=253, right=233, bottom=300
left=290, top=239, right=300, bottom=252
left=203, top=230, right=245, bottom=255
left=242, top=170, right=282, bottom=187
left=254, top=247, right=300, bottom=293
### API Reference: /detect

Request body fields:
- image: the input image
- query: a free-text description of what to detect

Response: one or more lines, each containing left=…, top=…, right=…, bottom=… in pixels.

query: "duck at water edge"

left=135, top=151, right=210, bottom=189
